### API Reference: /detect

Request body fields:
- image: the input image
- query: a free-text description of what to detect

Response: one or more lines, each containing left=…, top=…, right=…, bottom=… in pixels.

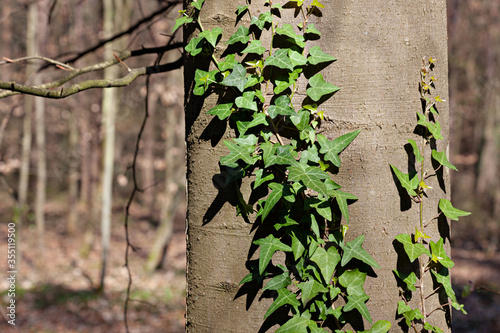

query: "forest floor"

left=0, top=195, right=499, bottom=332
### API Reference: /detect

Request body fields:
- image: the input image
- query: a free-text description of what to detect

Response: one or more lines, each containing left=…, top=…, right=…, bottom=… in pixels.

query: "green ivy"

left=390, top=57, right=469, bottom=332
left=177, top=0, right=390, bottom=331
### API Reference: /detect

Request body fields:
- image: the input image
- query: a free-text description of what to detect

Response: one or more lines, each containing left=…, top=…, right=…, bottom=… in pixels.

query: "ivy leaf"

left=257, top=182, right=284, bottom=221
left=290, top=110, right=310, bottom=131
left=307, top=46, right=336, bottom=65
left=199, top=27, right=223, bottom=47
left=407, top=139, right=423, bottom=163
left=254, top=235, right=292, bottom=275
left=341, top=235, right=380, bottom=268
left=275, top=24, right=306, bottom=48
left=397, top=301, right=424, bottom=328
left=305, top=197, right=332, bottom=221
left=298, top=279, right=328, bottom=306
left=235, top=91, right=258, bottom=111
left=265, top=48, right=294, bottom=71
left=185, top=36, right=205, bottom=57
left=220, top=140, right=258, bottom=167
left=339, top=268, right=367, bottom=296
left=275, top=314, right=310, bottom=333
left=300, top=145, right=321, bottom=165
left=394, top=233, right=431, bottom=262
left=222, top=64, right=248, bottom=92
left=241, top=40, right=266, bottom=55
left=333, top=190, right=358, bottom=224
left=344, top=294, right=372, bottom=324
left=193, top=69, right=217, bottom=95
left=274, top=75, right=294, bottom=94
left=427, top=121, right=444, bottom=140
left=191, top=0, right=205, bottom=10
left=268, top=95, right=296, bottom=118
left=288, top=49, right=308, bottom=67
left=264, top=268, right=291, bottom=291
left=219, top=54, right=238, bottom=71
left=274, top=145, right=297, bottom=166
left=368, top=320, right=391, bottom=333
left=236, top=5, right=248, bottom=15
left=304, top=24, right=321, bottom=38
left=306, top=73, right=340, bottom=101
left=172, top=16, right=193, bottom=33
left=250, top=12, right=272, bottom=30
left=431, top=149, right=458, bottom=171
left=393, top=270, right=417, bottom=292
left=207, top=102, right=233, bottom=120
left=429, top=238, right=454, bottom=268
left=311, top=0, right=325, bottom=8
left=438, top=198, right=470, bottom=221
left=431, top=268, right=459, bottom=306
left=254, top=169, right=274, bottom=189
left=290, top=228, right=307, bottom=260
left=390, top=165, right=418, bottom=197
left=226, top=25, right=250, bottom=45
left=287, top=162, right=329, bottom=197
left=264, top=288, right=300, bottom=320
left=317, top=130, right=361, bottom=168
left=310, top=246, right=341, bottom=284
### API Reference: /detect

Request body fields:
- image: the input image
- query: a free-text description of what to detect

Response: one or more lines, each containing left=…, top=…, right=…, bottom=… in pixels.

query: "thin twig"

left=0, top=42, right=182, bottom=99
left=123, top=73, right=151, bottom=333
left=0, top=57, right=183, bottom=99
left=1, top=55, right=74, bottom=70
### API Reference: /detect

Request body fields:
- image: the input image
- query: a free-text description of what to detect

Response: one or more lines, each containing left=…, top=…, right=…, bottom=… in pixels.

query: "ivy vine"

left=390, top=57, right=469, bottom=332
left=177, top=1, right=391, bottom=332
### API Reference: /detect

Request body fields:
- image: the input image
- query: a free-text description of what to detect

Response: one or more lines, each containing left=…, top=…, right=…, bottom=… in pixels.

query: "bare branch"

left=1, top=55, right=75, bottom=70
left=0, top=44, right=183, bottom=99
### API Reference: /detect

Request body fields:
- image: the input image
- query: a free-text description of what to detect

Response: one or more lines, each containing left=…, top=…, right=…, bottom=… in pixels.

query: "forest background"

left=0, top=0, right=498, bottom=332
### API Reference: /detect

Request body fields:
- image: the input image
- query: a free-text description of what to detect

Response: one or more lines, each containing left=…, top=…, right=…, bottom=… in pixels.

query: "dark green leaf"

left=264, top=269, right=291, bottom=291
left=172, top=16, right=193, bottom=33
left=288, top=49, right=308, bottom=67
left=344, top=294, right=372, bottom=324
left=394, top=233, right=431, bottom=262
left=390, top=165, right=418, bottom=197
left=407, top=139, right=423, bottom=163
left=235, top=91, right=258, bottom=111
left=264, top=288, right=300, bottom=320
left=333, top=190, right=357, bottom=224
left=222, top=64, right=248, bottom=92
left=317, top=130, right=360, bottom=167
left=275, top=24, right=306, bottom=48
left=186, top=36, right=205, bottom=57
left=220, top=139, right=258, bottom=166
left=368, top=320, right=391, bottom=333
left=268, top=95, right=296, bottom=118
left=290, top=110, right=310, bottom=131
left=226, top=25, right=250, bottom=45
left=241, top=40, right=266, bottom=55
left=393, top=270, right=417, bottom=292
left=287, top=162, right=329, bottom=197
left=207, top=102, right=233, bottom=120
left=341, top=235, right=380, bottom=268
left=254, top=234, right=292, bottom=275
left=438, top=198, right=470, bottom=221
left=306, top=73, right=340, bottom=101
left=429, top=238, right=454, bottom=268
left=257, top=182, right=284, bottom=221
left=431, top=150, right=458, bottom=171
left=275, top=314, right=309, bottom=333
left=265, top=49, right=294, bottom=71
left=310, top=247, right=340, bottom=284
left=254, top=169, right=274, bottom=189
left=199, top=27, right=223, bottom=47
left=307, top=46, right=336, bottom=65
left=298, top=279, right=328, bottom=306
left=339, top=268, right=367, bottom=296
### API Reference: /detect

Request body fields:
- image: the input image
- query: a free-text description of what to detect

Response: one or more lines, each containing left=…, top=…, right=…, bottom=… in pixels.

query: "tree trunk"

left=185, top=0, right=450, bottom=331
left=34, top=0, right=50, bottom=256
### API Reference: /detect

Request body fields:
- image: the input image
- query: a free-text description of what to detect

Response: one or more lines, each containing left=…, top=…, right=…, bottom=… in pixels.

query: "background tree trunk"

left=185, top=0, right=450, bottom=331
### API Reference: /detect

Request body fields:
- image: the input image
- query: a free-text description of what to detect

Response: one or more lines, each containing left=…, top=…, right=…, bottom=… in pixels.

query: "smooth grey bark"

left=185, top=0, right=450, bottom=331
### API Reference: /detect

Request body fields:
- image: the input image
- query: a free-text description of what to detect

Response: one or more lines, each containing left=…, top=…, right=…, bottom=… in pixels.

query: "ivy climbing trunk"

left=185, top=0, right=450, bottom=331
